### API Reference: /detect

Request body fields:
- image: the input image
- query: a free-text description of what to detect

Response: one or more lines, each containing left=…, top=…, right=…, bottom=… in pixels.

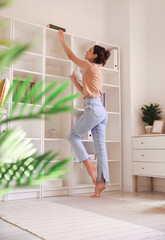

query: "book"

left=30, top=82, right=35, bottom=104
left=46, top=24, right=66, bottom=32
left=12, top=80, right=36, bottom=104
left=101, top=92, right=105, bottom=107
left=0, top=78, right=10, bottom=109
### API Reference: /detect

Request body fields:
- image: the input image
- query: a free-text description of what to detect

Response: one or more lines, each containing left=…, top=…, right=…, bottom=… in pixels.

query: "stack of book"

left=13, top=80, right=35, bottom=104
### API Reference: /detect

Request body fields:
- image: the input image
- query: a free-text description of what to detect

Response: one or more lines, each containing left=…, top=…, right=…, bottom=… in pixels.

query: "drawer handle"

left=141, top=142, right=144, bottom=144
left=141, top=154, right=144, bottom=157
left=142, top=167, right=144, bottom=170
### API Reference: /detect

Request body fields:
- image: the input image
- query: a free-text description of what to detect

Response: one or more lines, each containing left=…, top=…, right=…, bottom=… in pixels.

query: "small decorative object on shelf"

left=152, top=120, right=164, bottom=134
left=46, top=24, right=66, bottom=32
left=141, top=103, right=162, bottom=134
left=88, top=130, right=93, bottom=140
left=110, top=49, right=117, bottom=70
left=50, top=128, right=57, bottom=138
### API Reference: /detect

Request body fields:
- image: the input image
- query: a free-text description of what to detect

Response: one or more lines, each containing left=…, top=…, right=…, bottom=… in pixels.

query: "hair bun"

left=104, top=50, right=111, bottom=60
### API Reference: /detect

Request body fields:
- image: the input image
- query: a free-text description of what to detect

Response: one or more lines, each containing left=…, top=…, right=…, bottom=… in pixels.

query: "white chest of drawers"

left=132, top=134, right=165, bottom=192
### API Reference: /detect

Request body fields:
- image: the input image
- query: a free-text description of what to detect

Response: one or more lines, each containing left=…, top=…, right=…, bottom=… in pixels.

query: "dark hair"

left=93, top=45, right=111, bottom=66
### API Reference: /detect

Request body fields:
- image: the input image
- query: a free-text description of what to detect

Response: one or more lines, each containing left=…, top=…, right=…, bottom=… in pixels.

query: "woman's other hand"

left=69, top=71, right=77, bottom=83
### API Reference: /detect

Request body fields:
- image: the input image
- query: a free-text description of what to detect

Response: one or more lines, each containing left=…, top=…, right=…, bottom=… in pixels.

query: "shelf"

left=73, top=184, right=95, bottom=189
left=24, top=51, right=43, bottom=57
left=73, top=160, right=96, bottom=163
left=42, top=186, right=70, bottom=191
left=13, top=68, right=43, bottom=79
left=107, top=111, right=120, bottom=115
left=12, top=101, right=41, bottom=108
left=13, top=19, right=43, bottom=55
left=45, top=74, right=68, bottom=81
left=108, top=160, right=121, bottom=162
left=44, top=138, right=67, bottom=141
left=46, top=57, right=71, bottom=77
left=24, top=137, right=41, bottom=141
left=2, top=15, right=121, bottom=200
left=100, top=67, right=119, bottom=74
left=46, top=56, right=71, bottom=64
left=103, top=83, right=119, bottom=88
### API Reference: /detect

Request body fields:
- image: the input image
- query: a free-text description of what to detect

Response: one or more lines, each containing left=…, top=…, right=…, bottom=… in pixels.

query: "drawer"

left=132, top=136, right=165, bottom=149
left=133, top=150, right=165, bottom=163
left=133, top=162, right=165, bottom=177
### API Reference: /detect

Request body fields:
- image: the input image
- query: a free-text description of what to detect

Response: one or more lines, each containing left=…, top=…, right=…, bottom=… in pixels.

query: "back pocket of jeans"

left=92, top=104, right=103, bottom=117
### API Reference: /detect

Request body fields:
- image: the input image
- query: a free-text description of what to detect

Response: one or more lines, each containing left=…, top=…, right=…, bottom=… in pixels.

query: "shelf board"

left=46, top=56, right=71, bottom=64
left=74, top=109, right=120, bottom=115
left=12, top=101, right=41, bottom=108
left=13, top=68, right=43, bottom=76
left=100, top=67, right=119, bottom=73
left=44, top=138, right=67, bottom=141
left=81, top=139, right=120, bottom=143
left=107, top=111, right=120, bottom=115
left=73, top=160, right=120, bottom=163
left=24, top=51, right=43, bottom=57
left=42, top=186, right=70, bottom=190
left=73, top=160, right=96, bottom=163
left=45, top=74, right=68, bottom=81
left=108, top=160, right=121, bottom=162
left=73, top=184, right=95, bottom=189
left=74, top=108, right=85, bottom=112
left=103, top=83, right=119, bottom=88
left=24, top=137, right=41, bottom=141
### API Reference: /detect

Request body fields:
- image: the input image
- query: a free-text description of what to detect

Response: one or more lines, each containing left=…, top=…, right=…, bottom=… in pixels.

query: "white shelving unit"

left=0, top=15, right=121, bottom=201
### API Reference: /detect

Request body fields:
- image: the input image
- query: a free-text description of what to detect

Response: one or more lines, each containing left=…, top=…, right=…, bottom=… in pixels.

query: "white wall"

left=130, top=0, right=165, bottom=192
left=106, top=0, right=132, bottom=192
left=0, top=0, right=108, bottom=42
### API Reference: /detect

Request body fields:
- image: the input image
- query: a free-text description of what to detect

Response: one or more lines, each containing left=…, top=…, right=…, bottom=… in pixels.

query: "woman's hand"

left=58, top=29, right=64, bottom=43
left=69, top=71, right=77, bottom=83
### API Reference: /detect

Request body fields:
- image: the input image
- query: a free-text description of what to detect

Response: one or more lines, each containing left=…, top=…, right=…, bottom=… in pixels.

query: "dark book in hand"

left=46, top=24, right=66, bottom=32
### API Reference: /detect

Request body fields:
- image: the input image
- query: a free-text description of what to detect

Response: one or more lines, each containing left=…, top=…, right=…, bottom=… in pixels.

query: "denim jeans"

left=68, top=97, right=110, bottom=183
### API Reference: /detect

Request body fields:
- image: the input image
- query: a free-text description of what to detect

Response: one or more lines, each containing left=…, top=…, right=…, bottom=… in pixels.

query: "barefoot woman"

left=59, top=30, right=110, bottom=197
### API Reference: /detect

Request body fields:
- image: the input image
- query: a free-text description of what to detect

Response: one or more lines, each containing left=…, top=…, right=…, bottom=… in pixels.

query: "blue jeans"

left=68, top=97, right=110, bottom=183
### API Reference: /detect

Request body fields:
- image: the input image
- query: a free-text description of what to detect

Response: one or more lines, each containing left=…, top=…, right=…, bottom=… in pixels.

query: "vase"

left=145, top=125, right=152, bottom=134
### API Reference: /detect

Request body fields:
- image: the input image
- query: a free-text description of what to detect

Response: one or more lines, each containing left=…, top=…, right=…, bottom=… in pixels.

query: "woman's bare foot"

left=83, top=160, right=97, bottom=185
left=90, top=182, right=106, bottom=198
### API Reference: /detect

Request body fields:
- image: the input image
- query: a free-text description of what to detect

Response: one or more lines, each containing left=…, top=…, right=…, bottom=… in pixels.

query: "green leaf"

left=29, top=80, right=57, bottom=114
left=0, top=44, right=31, bottom=74
left=0, top=0, right=13, bottom=8
left=39, top=81, right=70, bottom=112
left=0, top=40, right=11, bottom=47
left=11, top=76, right=32, bottom=116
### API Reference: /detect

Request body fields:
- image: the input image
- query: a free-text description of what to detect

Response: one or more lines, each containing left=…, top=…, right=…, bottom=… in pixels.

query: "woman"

left=59, top=30, right=110, bottom=197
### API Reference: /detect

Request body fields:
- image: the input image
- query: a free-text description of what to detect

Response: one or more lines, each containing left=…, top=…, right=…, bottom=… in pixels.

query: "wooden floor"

left=0, top=191, right=165, bottom=240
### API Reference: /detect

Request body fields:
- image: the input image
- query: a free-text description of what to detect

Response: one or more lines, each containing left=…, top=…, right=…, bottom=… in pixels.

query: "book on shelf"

left=13, top=80, right=36, bottom=104
left=46, top=24, right=66, bottom=32
left=0, top=78, right=10, bottom=109
left=101, top=92, right=105, bottom=107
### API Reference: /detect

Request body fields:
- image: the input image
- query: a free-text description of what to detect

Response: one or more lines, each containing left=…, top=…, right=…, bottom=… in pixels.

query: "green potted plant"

left=141, top=103, right=162, bottom=134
